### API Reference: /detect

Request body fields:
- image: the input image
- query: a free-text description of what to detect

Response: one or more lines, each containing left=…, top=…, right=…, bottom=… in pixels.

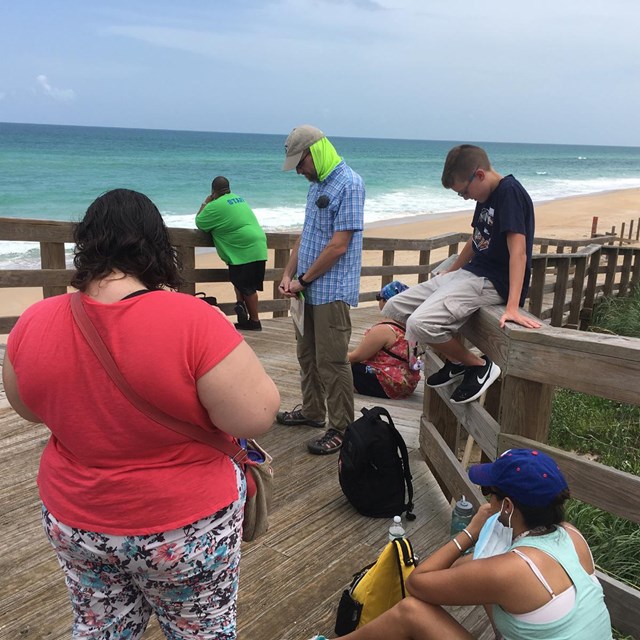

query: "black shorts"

left=228, top=260, right=266, bottom=296
left=351, top=362, right=390, bottom=399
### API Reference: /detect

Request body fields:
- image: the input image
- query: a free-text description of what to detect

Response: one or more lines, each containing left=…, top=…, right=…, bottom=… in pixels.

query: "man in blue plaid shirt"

left=277, top=125, right=365, bottom=455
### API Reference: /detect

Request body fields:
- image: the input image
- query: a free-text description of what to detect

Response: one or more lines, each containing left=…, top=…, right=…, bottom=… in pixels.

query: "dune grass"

left=549, top=286, right=640, bottom=638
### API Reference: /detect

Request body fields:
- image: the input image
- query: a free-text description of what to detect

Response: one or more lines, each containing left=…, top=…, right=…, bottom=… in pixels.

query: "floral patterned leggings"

left=42, top=465, right=245, bottom=639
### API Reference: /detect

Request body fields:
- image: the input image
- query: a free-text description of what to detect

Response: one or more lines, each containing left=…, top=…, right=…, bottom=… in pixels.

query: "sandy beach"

left=1, top=188, right=638, bottom=341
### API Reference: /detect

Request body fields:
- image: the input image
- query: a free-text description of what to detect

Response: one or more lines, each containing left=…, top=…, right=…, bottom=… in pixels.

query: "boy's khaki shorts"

left=382, top=269, right=503, bottom=345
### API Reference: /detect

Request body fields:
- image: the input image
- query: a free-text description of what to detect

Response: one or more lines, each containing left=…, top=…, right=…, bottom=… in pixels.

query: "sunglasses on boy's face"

left=457, top=166, right=480, bottom=198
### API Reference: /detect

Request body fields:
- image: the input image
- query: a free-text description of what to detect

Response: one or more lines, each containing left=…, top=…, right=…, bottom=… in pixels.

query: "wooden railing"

left=0, top=217, right=637, bottom=335
left=1, top=216, right=639, bottom=633
left=592, top=215, right=640, bottom=244
left=420, top=306, right=640, bottom=638
left=529, top=243, right=640, bottom=328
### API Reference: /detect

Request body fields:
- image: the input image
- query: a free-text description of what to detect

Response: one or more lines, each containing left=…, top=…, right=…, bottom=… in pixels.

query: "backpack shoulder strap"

left=361, top=407, right=415, bottom=519
left=376, top=322, right=409, bottom=363
left=378, top=321, right=406, bottom=332
left=391, top=538, right=416, bottom=598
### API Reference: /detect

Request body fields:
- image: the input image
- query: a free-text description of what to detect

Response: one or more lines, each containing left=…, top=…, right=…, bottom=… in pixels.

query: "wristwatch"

left=298, top=273, right=310, bottom=288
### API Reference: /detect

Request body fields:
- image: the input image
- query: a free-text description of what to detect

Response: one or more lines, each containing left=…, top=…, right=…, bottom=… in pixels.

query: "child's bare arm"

left=500, top=232, right=541, bottom=329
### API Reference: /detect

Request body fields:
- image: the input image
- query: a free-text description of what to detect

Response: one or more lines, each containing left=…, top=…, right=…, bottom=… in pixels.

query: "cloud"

left=36, top=75, right=75, bottom=102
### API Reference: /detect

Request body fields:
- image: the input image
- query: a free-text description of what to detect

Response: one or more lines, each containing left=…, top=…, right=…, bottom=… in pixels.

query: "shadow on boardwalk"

left=0, top=308, right=492, bottom=640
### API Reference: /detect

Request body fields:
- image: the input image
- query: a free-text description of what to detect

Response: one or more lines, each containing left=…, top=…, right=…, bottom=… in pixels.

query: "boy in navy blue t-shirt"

left=382, top=144, right=541, bottom=403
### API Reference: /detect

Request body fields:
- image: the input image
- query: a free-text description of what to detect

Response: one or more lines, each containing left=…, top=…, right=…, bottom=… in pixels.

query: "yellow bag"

left=334, top=537, right=415, bottom=635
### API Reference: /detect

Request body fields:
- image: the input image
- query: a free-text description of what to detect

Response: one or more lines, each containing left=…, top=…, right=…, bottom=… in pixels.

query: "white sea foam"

left=4, top=177, right=640, bottom=269
left=527, top=176, right=640, bottom=203
left=0, top=242, right=75, bottom=270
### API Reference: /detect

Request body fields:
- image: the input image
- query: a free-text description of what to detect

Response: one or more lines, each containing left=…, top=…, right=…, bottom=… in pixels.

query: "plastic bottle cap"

left=393, top=515, right=401, bottom=524
left=454, top=496, right=474, bottom=515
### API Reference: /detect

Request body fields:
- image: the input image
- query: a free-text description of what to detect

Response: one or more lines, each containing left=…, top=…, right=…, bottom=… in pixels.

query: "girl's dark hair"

left=71, top=189, right=183, bottom=292
left=491, top=487, right=571, bottom=529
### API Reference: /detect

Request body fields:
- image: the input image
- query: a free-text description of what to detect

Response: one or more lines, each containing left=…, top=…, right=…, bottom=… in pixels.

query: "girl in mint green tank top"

left=310, top=449, right=612, bottom=640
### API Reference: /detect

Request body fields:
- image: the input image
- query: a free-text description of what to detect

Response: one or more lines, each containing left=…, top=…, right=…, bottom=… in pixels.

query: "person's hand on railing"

left=499, top=308, right=542, bottom=329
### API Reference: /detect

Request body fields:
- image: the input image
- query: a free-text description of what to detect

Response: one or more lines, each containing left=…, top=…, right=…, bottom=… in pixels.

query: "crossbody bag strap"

left=69, top=292, right=248, bottom=463
left=378, top=322, right=410, bottom=363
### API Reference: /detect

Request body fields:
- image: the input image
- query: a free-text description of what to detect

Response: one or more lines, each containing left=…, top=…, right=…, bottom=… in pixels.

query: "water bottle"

left=388, top=515, right=405, bottom=541
left=450, top=495, right=474, bottom=537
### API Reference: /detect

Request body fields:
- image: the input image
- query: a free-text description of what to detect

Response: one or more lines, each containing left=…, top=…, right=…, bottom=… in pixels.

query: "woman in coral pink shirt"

left=3, top=189, right=280, bottom=639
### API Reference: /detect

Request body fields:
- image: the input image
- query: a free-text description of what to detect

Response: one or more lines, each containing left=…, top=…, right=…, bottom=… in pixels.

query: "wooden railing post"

left=528, top=257, right=547, bottom=318
left=551, top=258, right=570, bottom=326
left=418, top=249, right=431, bottom=283
left=381, top=249, right=395, bottom=289
left=579, top=249, right=602, bottom=330
left=618, top=250, right=633, bottom=297
left=631, top=251, right=640, bottom=292
left=423, top=386, right=458, bottom=502
left=567, top=254, right=587, bottom=329
left=176, top=245, right=196, bottom=295
left=498, top=376, right=554, bottom=444
left=40, top=241, right=68, bottom=298
left=603, top=247, right=619, bottom=297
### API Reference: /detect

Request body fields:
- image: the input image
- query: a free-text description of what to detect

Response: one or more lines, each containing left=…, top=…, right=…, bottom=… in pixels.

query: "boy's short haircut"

left=441, top=144, right=491, bottom=188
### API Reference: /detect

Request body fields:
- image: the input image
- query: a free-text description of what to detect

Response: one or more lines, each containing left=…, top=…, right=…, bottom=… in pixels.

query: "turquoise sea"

left=2, top=122, right=640, bottom=268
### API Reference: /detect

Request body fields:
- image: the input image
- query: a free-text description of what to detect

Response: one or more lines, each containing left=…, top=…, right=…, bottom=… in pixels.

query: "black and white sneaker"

left=450, top=356, right=501, bottom=404
left=426, top=360, right=467, bottom=388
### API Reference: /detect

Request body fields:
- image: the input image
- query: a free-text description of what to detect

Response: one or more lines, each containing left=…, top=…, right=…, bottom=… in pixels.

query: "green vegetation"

left=589, top=284, right=640, bottom=338
left=550, top=389, right=640, bottom=588
left=549, top=287, right=640, bottom=638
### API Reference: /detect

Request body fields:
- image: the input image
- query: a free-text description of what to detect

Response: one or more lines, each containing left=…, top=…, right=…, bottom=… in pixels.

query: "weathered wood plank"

left=1, top=309, right=490, bottom=640
left=463, top=305, right=640, bottom=405
left=419, top=416, right=484, bottom=509
left=599, top=573, right=640, bottom=640
left=423, top=351, right=500, bottom=456
left=498, top=434, right=640, bottom=524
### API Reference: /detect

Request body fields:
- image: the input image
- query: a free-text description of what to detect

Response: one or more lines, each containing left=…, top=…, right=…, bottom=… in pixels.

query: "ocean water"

left=2, top=122, right=640, bottom=268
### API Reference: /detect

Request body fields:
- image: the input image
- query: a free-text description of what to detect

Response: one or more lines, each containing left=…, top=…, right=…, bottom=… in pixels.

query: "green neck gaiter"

left=310, top=137, right=342, bottom=182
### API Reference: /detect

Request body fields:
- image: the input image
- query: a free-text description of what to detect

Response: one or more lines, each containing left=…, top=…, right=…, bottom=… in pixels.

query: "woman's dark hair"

left=489, top=487, right=571, bottom=529
left=71, top=189, right=183, bottom=292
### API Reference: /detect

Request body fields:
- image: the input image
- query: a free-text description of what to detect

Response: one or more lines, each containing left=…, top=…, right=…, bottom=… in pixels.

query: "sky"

left=1, top=0, right=639, bottom=147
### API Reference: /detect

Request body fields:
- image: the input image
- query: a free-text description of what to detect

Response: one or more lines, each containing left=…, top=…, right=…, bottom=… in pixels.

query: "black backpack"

left=338, top=406, right=415, bottom=519
left=194, top=291, right=218, bottom=306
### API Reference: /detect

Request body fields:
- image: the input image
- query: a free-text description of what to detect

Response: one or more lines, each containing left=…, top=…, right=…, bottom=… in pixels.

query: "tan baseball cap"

left=282, top=124, right=325, bottom=171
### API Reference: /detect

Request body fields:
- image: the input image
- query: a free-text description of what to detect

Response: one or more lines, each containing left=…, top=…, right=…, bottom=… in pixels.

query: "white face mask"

left=473, top=501, right=514, bottom=560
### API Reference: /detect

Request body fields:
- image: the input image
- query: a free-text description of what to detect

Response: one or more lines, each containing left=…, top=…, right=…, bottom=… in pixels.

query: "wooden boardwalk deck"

left=0, top=308, right=492, bottom=640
